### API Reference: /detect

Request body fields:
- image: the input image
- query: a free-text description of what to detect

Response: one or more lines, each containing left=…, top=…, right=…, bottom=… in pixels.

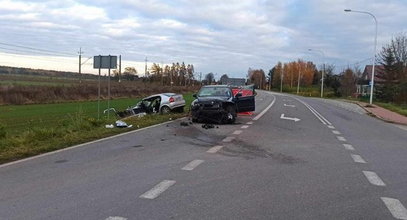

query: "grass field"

left=0, top=93, right=195, bottom=164
left=0, top=98, right=140, bottom=135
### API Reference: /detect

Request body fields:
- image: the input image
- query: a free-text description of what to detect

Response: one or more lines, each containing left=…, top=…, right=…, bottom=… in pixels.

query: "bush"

left=0, top=123, right=6, bottom=138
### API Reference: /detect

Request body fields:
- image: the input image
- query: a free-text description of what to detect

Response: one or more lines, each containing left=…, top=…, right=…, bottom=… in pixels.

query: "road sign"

left=93, top=55, right=117, bottom=69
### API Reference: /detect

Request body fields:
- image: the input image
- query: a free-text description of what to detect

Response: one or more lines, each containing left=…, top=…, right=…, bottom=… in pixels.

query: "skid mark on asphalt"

left=139, top=180, right=176, bottom=199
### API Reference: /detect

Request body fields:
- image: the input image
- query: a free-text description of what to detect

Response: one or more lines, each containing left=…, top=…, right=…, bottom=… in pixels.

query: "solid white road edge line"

left=343, top=144, right=355, bottom=151
left=381, top=197, right=407, bottom=220
left=0, top=117, right=185, bottom=169
left=253, top=94, right=276, bottom=121
left=241, top=125, right=249, bottom=129
left=233, top=130, right=243, bottom=135
left=351, top=154, right=367, bottom=163
left=207, top=145, right=224, bottom=153
left=139, top=180, right=176, bottom=199
left=182, top=160, right=204, bottom=171
left=363, top=171, right=385, bottom=186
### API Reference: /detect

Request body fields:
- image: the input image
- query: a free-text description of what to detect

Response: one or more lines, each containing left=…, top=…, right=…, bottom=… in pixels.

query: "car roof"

left=142, top=93, right=178, bottom=100
left=201, top=85, right=231, bottom=88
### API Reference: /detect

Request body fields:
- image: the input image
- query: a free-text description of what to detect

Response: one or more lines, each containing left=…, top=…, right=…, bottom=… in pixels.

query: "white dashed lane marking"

left=343, top=144, right=355, bottom=151
left=182, top=160, right=204, bottom=171
left=247, top=121, right=254, bottom=125
left=139, top=180, right=176, bottom=199
left=207, top=145, right=223, bottom=153
left=328, top=125, right=335, bottom=129
left=351, top=154, right=367, bottom=163
left=332, top=130, right=341, bottom=135
left=241, top=125, right=249, bottom=129
left=222, top=136, right=235, bottom=142
left=105, top=217, right=127, bottom=220
left=337, top=136, right=347, bottom=142
left=232, top=130, right=243, bottom=135
left=363, top=171, right=386, bottom=186
left=381, top=197, right=407, bottom=220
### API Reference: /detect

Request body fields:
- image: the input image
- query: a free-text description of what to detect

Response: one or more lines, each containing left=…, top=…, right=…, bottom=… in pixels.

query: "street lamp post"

left=308, top=49, right=325, bottom=98
left=344, top=9, right=378, bottom=105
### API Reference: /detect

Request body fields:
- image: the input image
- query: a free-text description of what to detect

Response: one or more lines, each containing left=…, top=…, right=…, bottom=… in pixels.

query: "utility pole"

left=78, top=47, right=84, bottom=83
left=118, top=55, right=121, bottom=83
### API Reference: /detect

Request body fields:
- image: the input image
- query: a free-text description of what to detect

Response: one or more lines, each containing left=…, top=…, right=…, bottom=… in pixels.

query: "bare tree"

left=205, top=72, right=214, bottom=85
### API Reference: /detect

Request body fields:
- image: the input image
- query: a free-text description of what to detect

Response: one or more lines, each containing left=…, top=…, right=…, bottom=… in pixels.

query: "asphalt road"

left=1, top=91, right=406, bottom=220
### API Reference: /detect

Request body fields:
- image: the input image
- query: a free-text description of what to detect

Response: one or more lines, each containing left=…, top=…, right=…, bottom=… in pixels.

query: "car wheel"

left=161, top=106, right=171, bottom=114
left=223, top=106, right=236, bottom=124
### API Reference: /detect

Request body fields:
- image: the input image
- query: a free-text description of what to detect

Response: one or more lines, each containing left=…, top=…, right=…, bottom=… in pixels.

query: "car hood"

left=195, top=96, right=231, bottom=102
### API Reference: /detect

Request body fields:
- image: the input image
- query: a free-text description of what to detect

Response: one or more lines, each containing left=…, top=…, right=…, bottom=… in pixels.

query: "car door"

left=236, top=95, right=255, bottom=112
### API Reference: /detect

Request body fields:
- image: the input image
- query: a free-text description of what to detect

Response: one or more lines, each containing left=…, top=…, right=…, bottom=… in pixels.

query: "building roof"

left=362, top=65, right=386, bottom=82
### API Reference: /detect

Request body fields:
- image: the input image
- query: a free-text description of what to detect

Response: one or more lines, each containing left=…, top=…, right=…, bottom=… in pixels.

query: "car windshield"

left=197, top=87, right=231, bottom=97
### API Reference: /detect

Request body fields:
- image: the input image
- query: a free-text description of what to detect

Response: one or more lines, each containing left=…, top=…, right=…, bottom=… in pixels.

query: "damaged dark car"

left=191, top=85, right=255, bottom=124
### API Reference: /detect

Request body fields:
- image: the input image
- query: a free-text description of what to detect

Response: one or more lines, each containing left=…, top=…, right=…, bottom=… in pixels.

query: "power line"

left=0, top=46, right=76, bottom=58
left=0, top=42, right=75, bottom=57
left=0, top=51, right=78, bottom=64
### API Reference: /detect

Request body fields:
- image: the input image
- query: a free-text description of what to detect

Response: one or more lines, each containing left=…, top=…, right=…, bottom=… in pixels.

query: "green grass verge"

left=0, top=93, right=195, bottom=164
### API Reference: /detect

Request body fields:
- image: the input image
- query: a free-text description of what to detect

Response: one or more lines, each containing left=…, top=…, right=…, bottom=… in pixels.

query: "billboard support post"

left=94, top=55, right=117, bottom=120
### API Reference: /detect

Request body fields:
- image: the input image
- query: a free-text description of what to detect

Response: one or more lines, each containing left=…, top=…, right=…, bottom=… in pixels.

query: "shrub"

left=0, top=123, right=6, bottom=138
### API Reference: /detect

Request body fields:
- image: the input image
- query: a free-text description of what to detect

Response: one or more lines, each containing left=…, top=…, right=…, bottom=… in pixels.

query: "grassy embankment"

left=0, top=93, right=195, bottom=164
left=272, top=86, right=407, bottom=116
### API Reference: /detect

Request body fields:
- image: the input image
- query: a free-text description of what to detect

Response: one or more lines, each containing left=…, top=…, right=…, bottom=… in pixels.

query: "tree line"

left=113, top=62, right=196, bottom=87
left=261, top=33, right=406, bottom=104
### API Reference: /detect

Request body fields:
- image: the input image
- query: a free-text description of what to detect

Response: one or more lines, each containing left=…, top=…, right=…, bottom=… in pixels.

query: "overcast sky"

left=0, top=0, right=406, bottom=78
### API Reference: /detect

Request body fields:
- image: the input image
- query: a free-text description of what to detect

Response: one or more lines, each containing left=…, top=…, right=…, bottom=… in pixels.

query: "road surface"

left=1, top=91, right=406, bottom=220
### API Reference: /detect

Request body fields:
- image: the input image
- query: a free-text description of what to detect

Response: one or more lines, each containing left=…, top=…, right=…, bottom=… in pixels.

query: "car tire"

left=161, top=106, right=171, bottom=114
left=223, top=106, right=236, bottom=124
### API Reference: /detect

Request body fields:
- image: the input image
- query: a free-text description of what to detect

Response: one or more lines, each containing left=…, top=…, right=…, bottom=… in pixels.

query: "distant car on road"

left=191, top=85, right=255, bottom=124
left=114, top=93, right=185, bottom=117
